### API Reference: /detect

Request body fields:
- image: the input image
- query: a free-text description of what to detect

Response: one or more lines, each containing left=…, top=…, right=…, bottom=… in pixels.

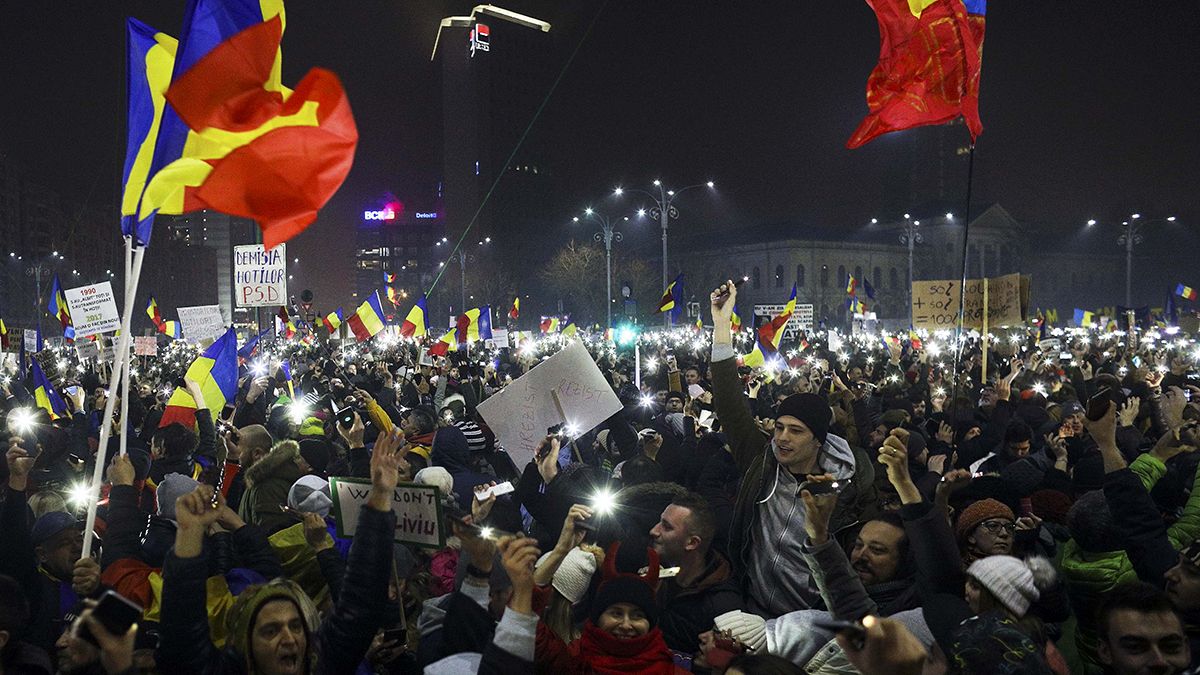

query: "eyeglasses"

left=980, top=520, right=1016, bottom=535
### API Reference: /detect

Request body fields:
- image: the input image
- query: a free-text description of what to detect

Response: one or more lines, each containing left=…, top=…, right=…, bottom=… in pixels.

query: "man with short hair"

left=649, top=492, right=742, bottom=654
left=1098, top=582, right=1192, bottom=674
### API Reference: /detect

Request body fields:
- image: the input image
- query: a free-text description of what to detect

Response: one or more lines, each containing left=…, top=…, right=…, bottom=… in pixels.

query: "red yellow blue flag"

left=31, top=360, right=68, bottom=420
left=399, top=295, right=428, bottom=338
left=656, top=274, right=684, bottom=316
left=160, top=327, right=238, bottom=428
left=347, top=291, right=386, bottom=342
left=1177, top=284, right=1197, bottom=301
left=323, top=307, right=344, bottom=334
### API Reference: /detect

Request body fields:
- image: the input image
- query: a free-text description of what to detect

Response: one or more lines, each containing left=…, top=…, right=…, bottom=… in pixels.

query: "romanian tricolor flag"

left=908, top=330, right=923, bottom=350
left=847, top=0, right=986, bottom=149
left=731, top=304, right=743, bottom=334
left=281, top=359, right=295, bottom=399
left=383, top=272, right=396, bottom=285
left=1177, top=284, right=1198, bottom=301
left=509, top=297, right=520, bottom=320
left=238, top=327, right=269, bottom=361
left=323, top=307, right=344, bottom=334
left=0, top=319, right=8, bottom=350
left=277, top=307, right=297, bottom=339
left=427, top=329, right=457, bottom=357
left=146, top=296, right=165, bottom=330
left=757, top=285, right=797, bottom=352
left=656, top=274, right=684, bottom=315
left=135, top=0, right=358, bottom=250
left=163, top=320, right=183, bottom=340
left=386, top=286, right=399, bottom=306
left=48, top=275, right=75, bottom=341
left=454, top=306, right=493, bottom=345
left=845, top=275, right=857, bottom=296
left=159, top=327, right=238, bottom=428
left=563, top=322, right=578, bottom=337
left=847, top=297, right=867, bottom=315
left=347, top=291, right=386, bottom=342
left=399, top=295, right=428, bottom=338
left=31, top=360, right=68, bottom=420
left=1074, top=309, right=1095, bottom=327
left=540, top=317, right=560, bottom=334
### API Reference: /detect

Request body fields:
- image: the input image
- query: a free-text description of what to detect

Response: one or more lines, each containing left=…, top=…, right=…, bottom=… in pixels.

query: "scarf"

left=573, top=622, right=675, bottom=674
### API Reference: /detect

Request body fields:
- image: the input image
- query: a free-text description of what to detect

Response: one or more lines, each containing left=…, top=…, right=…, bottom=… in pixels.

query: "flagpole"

left=119, top=238, right=133, bottom=458
left=82, top=243, right=146, bottom=558
left=949, top=144, right=976, bottom=426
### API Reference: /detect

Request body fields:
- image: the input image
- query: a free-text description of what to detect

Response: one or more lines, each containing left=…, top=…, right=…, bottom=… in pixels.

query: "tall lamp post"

left=573, top=207, right=630, bottom=327
left=440, top=237, right=489, bottom=312
left=1094, top=213, right=1176, bottom=307
left=898, top=214, right=923, bottom=322
left=615, top=180, right=714, bottom=327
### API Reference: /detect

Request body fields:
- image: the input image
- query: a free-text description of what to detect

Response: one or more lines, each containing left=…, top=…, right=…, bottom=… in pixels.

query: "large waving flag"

left=427, top=329, right=457, bottom=357
left=399, top=295, right=428, bottom=338
left=757, top=284, right=797, bottom=352
left=137, top=1, right=358, bottom=249
left=238, top=326, right=270, bottom=360
left=31, top=360, right=68, bottom=420
left=163, top=320, right=183, bottom=340
left=323, top=307, right=344, bottom=334
left=48, top=275, right=75, bottom=341
left=347, top=291, right=386, bottom=342
left=656, top=274, right=684, bottom=316
left=160, top=327, right=238, bottom=428
left=1177, top=283, right=1198, bottom=301
left=540, top=317, right=560, bottom=334
left=454, top=306, right=493, bottom=344
left=847, top=0, right=986, bottom=149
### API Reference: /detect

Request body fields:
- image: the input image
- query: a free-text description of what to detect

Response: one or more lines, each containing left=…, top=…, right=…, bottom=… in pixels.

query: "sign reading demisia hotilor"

left=234, top=244, right=287, bottom=308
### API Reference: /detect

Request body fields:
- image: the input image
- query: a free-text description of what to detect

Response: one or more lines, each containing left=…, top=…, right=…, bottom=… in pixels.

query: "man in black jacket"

left=156, top=427, right=406, bottom=674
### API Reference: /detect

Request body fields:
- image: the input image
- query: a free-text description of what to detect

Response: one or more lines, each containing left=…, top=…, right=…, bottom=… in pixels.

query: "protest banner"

left=23, top=329, right=37, bottom=352
left=910, top=273, right=1027, bottom=331
left=328, top=478, right=445, bottom=548
left=64, top=282, right=121, bottom=338
left=754, top=303, right=815, bottom=340
left=485, top=327, right=510, bottom=349
left=134, top=336, right=158, bottom=356
left=76, top=340, right=100, bottom=360
left=234, top=243, right=288, bottom=308
left=177, top=305, right=225, bottom=343
left=477, top=339, right=623, bottom=468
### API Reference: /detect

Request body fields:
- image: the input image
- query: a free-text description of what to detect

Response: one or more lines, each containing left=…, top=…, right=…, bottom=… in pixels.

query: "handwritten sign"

left=177, top=305, right=226, bottom=343
left=134, top=336, right=158, bottom=356
left=234, top=244, right=287, bottom=308
left=910, top=273, right=1027, bottom=331
left=76, top=340, right=100, bottom=360
left=24, top=329, right=38, bottom=352
left=328, top=478, right=445, bottom=548
left=64, top=282, right=121, bottom=338
left=753, top=303, right=815, bottom=341
left=485, top=328, right=509, bottom=349
left=477, top=339, right=623, bottom=468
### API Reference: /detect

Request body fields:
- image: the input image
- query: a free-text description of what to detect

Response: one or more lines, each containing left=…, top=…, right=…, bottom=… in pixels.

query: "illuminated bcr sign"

left=364, top=208, right=396, bottom=221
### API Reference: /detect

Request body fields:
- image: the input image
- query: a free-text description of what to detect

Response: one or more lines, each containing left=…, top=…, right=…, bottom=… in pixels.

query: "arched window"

left=821, top=265, right=829, bottom=287
left=752, top=266, right=761, bottom=289
left=775, top=264, right=784, bottom=288
left=838, top=265, right=846, bottom=287
left=873, top=267, right=882, bottom=292
left=854, top=266, right=864, bottom=283
left=796, top=264, right=806, bottom=288
left=889, top=267, right=898, bottom=289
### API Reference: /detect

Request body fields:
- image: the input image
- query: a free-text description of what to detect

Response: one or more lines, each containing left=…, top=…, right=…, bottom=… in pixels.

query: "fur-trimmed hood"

left=245, top=439, right=301, bottom=486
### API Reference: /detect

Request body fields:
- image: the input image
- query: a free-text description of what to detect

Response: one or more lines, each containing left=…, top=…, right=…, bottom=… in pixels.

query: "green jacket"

left=238, top=440, right=305, bottom=534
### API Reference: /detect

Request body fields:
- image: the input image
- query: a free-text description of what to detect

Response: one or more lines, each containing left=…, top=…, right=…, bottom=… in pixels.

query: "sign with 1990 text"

left=64, top=282, right=121, bottom=338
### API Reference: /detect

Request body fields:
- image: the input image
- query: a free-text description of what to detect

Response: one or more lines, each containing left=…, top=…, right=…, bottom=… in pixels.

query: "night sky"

left=2, top=1, right=1197, bottom=306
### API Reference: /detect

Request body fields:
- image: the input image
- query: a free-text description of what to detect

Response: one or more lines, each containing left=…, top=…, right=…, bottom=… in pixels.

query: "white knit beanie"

left=415, top=466, right=454, bottom=499
left=713, top=610, right=767, bottom=653
left=288, top=475, right=333, bottom=518
left=967, top=555, right=1056, bottom=617
left=536, top=548, right=598, bottom=605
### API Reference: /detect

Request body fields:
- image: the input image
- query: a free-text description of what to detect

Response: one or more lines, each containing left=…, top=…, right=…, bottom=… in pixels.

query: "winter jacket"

left=656, top=549, right=743, bottom=654
left=710, top=351, right=872, bottom=618
left=801, top=534, right=921, bottom=622
left=236, top=440, right=306, bottom=534
left=156, top=504, right=395, bottom=674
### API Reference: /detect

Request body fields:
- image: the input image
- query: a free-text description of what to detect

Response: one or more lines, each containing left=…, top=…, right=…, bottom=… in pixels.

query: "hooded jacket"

left=655, top=549, right=743, bottom=654
left=237, top=440, right=306, bottom=534
left=431, top=426, right=493, bottom=510
left=710, top=352, right=871, bottom=618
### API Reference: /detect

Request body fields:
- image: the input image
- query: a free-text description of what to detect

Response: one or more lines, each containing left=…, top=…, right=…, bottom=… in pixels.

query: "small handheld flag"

left=347, top=291, right=387, bottom=342
left=657, top=274, right=684, bottom=315
left=509, top=297, right=520, bottom=320
left=323, top=307, right=344, bottom=334
left=399, top=295, right=428, bottom=338
left=1177, top=283, right=1197, bottom=301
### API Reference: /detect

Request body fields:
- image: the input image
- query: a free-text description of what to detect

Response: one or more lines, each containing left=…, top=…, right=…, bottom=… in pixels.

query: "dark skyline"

left=1, top=1, right=1197, bottom=307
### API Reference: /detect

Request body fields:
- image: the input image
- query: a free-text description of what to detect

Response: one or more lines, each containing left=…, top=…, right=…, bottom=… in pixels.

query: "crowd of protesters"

left=1, top=278, right=1199, bottom=674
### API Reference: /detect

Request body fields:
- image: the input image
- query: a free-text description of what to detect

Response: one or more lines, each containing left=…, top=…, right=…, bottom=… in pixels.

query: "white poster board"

left=76, top=340, right=100, bottom=360
left=24, top=330, right=38, bottom=352
left=328, top=478, right=445, bottom=548
left=64, top=282, right=121, bottom=338
left=234, top=243, right=287, bottom=308
left=477, top=339, right=623, bottom=468
left=134, top=336, right=158, bottom=356
left=485, top=328, right=510, bottom=349
left=753, top=303, right=815, bottom=342
left=178, top=305, right=226, bottom=343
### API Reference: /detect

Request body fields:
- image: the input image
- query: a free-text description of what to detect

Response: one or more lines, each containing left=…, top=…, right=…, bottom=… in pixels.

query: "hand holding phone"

left=474, top=481, right=514, bottom=501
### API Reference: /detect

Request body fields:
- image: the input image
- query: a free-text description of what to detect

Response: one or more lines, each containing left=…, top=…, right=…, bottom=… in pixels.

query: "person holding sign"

left=157, top=427, right=406, bottom=674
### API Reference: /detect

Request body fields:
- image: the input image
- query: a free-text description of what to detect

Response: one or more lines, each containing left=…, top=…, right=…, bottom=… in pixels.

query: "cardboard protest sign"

left=76, top=340, right=100, bottom=360
left=134, top=336, right=158, bottom=356
left=328, top=478, right=445, bottom=548
left=64, top=282, right=121, bottom=338
left=910, top=273, right=1026, bottom=331
left=177, top=305, right=225, bottom=343
left=477, top=339, right=623, bottom=468
left=234, top=244, right=288, bottom=308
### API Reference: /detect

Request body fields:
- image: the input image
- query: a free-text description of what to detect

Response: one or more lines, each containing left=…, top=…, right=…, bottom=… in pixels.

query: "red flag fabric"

left=847, top=0, right=985, bottom=149
left=159, top=16, right=358, bottom=249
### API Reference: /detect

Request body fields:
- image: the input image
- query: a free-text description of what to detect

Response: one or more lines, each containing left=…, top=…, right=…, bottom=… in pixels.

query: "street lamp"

left=574, top=206, right=631, bottom=327
left=898, top=216, right=923, bottom=321
left=1105, top=214, right=1177, bottom=306
left=449, top=240, right=488, bottom=312
left=616, top=179, right=715, bottom=326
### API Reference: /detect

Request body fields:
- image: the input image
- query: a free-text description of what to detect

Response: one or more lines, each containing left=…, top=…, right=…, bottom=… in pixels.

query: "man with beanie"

left=709, top=281, right=871, bottom=618
left=649, top=492, right=743, bottom=654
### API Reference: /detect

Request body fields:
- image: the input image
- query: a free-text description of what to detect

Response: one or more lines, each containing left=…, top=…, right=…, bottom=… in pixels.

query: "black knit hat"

left=590, top=542, right=660, bottom=628
left=775, top=393, right=830, bottom=443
